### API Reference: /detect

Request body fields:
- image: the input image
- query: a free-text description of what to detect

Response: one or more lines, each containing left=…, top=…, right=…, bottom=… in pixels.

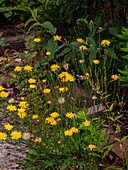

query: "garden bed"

left=0, top=22, right=128, bottom=169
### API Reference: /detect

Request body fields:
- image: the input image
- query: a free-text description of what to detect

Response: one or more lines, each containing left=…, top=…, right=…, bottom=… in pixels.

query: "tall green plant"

left=116, top=28, right=128, bottom=86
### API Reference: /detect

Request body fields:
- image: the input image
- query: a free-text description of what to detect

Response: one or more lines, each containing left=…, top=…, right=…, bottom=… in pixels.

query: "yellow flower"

left=111, top=74, right=119, bottom=81
left=30, top=84, right=37, bottom=89
left=50, top=112, right=59, bottom=118
left=0, top=85, right=5, bottom=91
left=93, top=60, right=100, bottom=64
left=34, top=138, right=41, bottom=143
left=21, top=97, right=25, bottom=100
left=4, top=123, right=13, bottom=131
left=19, top=101, right=29, bottom=109
left=77, top=38, right=84, bottom=43
left=79, top=45, right=87, bottom=51
left=0, top=132, right=7, bottom=140
left=34, top=38, right=41, bottom=43
left=17, top=108, right=27, bottom=118
left=50, top=120, right=57, bottom=125
left=45, top=117, right=56, bottom=125
left=24, top=65, right=32, bottom=72
left=7, top=105, right=17, bottom=111
left=14, top=66, right=22, bottom=72
left=58, top=140, right=61, bottom=144
left=42, top=79, right=47, bottom=83
left=18, top=108, right=26, bottom=113
left=18, top=112, right=27, bottom=118
left=57, top=118, right=61, bottom=122
left=0, top=91, right=9, bottom=98
left=46, top=51, right=51, bottom=56
left=47, top=100, right=52, bottom=104
left=59, top=87, right=68, bottom=92
left=51, top=64, right=60, bottom=71
left=64, top=130, right=73, bottom=136
left=32, top=114, right=38, bottom=119
left=83, top=120, right=91, bottom=126
left=70, top=127, right=79, bottom=133
left=10, top=131, right=22, bottom=140
left=45, top=117, right=54, bottom=124
left=53, top=35, right=61, bottom=41
left=43, top=88, right=51, bottom=94
left=88, top=144, right=97, bottom=151
left=28, top=78, right=36, bottom=84
left=58, top=72, right=75, bottom=82
left=85, top=72, right=90, bottom=77
left=101, top=40, right=110, bottom=46
left=66, top=112, right=74, bottom=119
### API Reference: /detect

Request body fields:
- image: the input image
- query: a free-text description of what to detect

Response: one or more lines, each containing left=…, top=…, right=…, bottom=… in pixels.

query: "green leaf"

left=106, top=166, right=123, bottom=170
left=109, top=27, right=118, bottom=36
left=121, top=136, right=128, bottom=142
left=86, top=37, right=95, bottom=46
left=118, top=69, right=128, bottom=75
left=56, top=47, right=71, bottom=58
left=94, top=14, right=101, bottom=26
left=115, top=114, right=123, bottom=121
left=98, top=130, right=106, bottom=143
left=70, top=42, right=79, bottom=50
left=25, top=18, right=36, bottom=27
left=116, top=124, right=121, bottom=133
left=114, top=138, right=121, bottom=142
left=75, top=110, right=86, bottom=119
left=104, top=103, right=113, bottom=112
left=28, top=149, right=38, bottom=156
left=122, top=55, right=128, bottom=59
left=28, top=22, right=41, bottom=32
left=42, top=21, right=56, bottom=35
left=91, top=152, right=101, bottom=158
left=6, top=78, right=19, bottom=83
left=47, top=38, right=58, bottom=59
left=121, top=47, right=128, bottom=52
left=24, top=7, right=38, bottom=19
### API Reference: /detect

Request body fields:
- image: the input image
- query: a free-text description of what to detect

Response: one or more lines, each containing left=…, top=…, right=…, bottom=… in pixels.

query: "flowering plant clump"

left=0, top=25, right=122, bottom=169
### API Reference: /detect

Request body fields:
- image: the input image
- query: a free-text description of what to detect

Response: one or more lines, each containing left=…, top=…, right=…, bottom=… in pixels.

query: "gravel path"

left=0, top=141, right=26, bottom=170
